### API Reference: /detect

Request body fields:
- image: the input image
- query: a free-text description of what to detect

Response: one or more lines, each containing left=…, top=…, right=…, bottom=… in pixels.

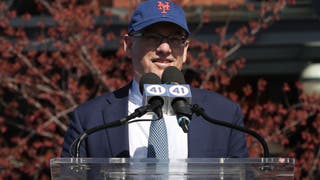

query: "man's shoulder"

left=74, top=83, right=131, bottom=112
left=191, top=87, right=237, bottom=105
left=190, top=87, right=242, bottom=123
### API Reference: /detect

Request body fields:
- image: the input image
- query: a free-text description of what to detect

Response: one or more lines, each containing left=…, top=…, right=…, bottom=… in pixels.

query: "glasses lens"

left=144, top=34, right=162, bottom=45
left=130, top=32, right=186, bottom=47
left=168, top=35, right=186, bottom=47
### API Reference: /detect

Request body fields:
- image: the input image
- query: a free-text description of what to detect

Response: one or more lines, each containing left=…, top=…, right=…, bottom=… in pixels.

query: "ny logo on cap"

left=157, top=1, right=170, bottom=14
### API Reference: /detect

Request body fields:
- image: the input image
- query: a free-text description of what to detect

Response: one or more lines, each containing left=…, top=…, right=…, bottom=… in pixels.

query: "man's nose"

left=156, top=41, right=172, bottom=54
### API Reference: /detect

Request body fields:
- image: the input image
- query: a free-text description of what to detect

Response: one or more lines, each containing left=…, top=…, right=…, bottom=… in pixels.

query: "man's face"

left=124, top=22, right=189, bottom=81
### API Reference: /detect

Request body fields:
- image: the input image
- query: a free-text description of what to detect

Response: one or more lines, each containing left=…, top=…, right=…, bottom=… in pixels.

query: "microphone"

left=139, top=73, right=165, bottom=119
left=162, top=66, right=192, bottom=133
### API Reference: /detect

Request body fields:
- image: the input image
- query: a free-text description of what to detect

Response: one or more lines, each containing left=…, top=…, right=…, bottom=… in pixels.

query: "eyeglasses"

left=129, top=31, right=187, bottom=48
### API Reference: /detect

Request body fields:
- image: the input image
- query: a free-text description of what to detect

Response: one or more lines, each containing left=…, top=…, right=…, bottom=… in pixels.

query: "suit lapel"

left=102, top=83, right=131, bottom=157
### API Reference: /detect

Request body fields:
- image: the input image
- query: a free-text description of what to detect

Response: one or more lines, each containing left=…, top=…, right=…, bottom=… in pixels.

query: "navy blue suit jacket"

left=61, top=83, right=248, bottom=158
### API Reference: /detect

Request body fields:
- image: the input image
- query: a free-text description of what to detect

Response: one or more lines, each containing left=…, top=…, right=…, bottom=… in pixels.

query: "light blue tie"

left=147, top=119, right=168, bottom=159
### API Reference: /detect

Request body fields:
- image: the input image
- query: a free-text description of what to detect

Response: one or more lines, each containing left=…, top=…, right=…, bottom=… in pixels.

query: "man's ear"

left=123, top=34, right=132, bottom=58
left=182, top=40, right=189, bottom=63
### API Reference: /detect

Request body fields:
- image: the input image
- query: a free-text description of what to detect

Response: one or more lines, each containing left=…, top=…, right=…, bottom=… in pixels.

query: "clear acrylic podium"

left=50, top=158, right=295, bottom=179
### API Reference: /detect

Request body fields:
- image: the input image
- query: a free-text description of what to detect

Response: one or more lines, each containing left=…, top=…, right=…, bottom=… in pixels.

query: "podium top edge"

left=50, top=157, right=295, bottom=164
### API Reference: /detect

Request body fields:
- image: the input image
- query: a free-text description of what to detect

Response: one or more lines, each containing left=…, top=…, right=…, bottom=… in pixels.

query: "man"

left=61, top=0, right=248, bottom=158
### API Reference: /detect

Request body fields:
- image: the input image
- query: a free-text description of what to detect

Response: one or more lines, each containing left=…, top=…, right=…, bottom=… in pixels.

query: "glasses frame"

left=129, top=31, right=188, bottom=48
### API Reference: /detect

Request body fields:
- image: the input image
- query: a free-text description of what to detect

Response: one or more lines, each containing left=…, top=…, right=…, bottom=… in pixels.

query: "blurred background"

left=0, top=0, right=319, bottom=179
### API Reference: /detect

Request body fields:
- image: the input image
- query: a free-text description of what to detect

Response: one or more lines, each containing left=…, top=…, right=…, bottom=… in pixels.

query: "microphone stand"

left=73, top=104, right=161, bottom=158
left=191, top=104, right=270, bottom=158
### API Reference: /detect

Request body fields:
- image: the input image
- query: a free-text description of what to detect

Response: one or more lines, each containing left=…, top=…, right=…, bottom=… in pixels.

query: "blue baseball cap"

left=128, top=0, right=190, bottom=35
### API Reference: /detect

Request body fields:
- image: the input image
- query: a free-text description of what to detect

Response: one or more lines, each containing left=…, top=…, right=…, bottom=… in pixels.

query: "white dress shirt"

left=128, top=79, right=188, bottom=159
